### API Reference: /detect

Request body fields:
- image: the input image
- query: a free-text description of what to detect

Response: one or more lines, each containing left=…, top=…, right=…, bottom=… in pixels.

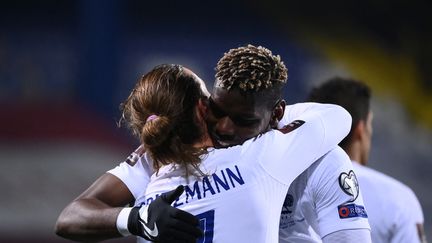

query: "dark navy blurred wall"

left=0, top=1, right=313, bottom=242
left=0, top=0, right=312, bottom=121
left=1, top=0, right=431, bottom=242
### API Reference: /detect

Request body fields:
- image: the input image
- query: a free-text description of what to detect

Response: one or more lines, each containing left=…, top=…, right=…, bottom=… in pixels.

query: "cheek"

left=235, top=129, right=255, bottom=138
left=205, top=115, right=218, bottom=129
left=236, top=125, right=265, bottom=139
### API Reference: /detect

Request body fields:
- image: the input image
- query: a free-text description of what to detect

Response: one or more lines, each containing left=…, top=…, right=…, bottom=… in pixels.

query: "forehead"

left=211, top=87, right=269, bottom=117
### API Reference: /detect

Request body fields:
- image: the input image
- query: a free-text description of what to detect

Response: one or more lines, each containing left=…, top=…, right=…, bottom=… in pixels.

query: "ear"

left=270, top=99, right=286, bottom=128
left=353, top=120, right=366, bottom=141
left=196, top=98, right=208, bottom=122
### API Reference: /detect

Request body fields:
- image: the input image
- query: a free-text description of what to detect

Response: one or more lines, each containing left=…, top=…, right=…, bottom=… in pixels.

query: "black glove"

left=128, top=185, right=203, bottom=242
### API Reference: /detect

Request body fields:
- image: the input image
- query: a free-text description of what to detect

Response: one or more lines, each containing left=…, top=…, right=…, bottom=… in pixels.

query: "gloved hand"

left=128, top=185, right=203, bottom=242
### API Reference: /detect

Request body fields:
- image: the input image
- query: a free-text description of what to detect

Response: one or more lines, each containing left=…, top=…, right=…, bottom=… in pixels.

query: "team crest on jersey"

left=279, top=120, right=305, bottom=134
left=338, top=170, right=359, bottom=202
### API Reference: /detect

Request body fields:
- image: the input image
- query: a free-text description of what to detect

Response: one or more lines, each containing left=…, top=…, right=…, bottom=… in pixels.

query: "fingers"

left=162, top=185, right=184, bottom=204
left=170, top=217, right=203, bottom=239
left=171, top=208, right=200, bottom=226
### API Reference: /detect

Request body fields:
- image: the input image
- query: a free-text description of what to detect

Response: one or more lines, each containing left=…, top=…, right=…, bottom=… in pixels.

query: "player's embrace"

left=115, top=64, right=351, bottom=242
left=56, top=46, right=367, bottom=243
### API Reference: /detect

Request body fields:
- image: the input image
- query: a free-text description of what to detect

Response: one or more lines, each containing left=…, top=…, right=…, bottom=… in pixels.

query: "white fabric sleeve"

left=322, top=229, right=371, bottom=243
left=260, top=103, right=352, bottom=185
left=278, top=103, right=337, bottom=128
left=310, top=147, right=370, bottom=237
left=107, top=147, right=153, bottom=200
left=391, top=194, right=423, bottom=243
left=391, top=219, right=422, bottom=243
left=407, top=188, right=424, bottom=223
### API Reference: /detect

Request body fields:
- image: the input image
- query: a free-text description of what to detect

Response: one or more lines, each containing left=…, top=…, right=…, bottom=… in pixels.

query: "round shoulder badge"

left=338, top=170, right=359, bottom=202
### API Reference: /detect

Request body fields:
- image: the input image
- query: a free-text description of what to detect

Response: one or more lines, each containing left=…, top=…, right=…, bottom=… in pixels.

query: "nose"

left=215, top=116, right=236, bottom=138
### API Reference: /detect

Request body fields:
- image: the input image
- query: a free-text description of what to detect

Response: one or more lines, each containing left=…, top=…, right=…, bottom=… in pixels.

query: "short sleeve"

left=390, top=187, right=424, bottom=243
left=309, top=147, right=370, bottom=237
left=258, top=103, right=352, bottom=185
left=107, top=148, right=152, bottom=200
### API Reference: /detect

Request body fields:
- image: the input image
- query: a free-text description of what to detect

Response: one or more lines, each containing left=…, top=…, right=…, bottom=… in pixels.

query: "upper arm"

left=280, top=103, right=351, bottom=162
left=76, top=173, right=134, bottom=207
left=107, top=147, right=152, bottom=201
left=389, top=185, right=425, bottom=243
left=311, top=148, right=370, bottom=237
left=261, top=104, right=351, bottom=185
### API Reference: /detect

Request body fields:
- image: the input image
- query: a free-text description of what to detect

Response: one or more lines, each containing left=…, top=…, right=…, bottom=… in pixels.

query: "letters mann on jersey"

left=142, top=165, right=245, bottom=207
left=142, top=120, right=306, bottom=208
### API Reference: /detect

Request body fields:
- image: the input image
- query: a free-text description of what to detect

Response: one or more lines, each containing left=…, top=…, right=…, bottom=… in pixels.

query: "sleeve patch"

left=338, top=204, right=368, bottom=219
left=125, top=145, right=145, bottom=166
left=278, top=120, right=305, bottom=134
left=338, top=170, right=359, bottom=202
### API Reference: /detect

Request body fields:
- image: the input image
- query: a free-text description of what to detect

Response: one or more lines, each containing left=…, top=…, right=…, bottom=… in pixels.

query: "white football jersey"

left=352, top=162, right=423, bottom=243
left=278, top=147, right=370, bottom=243
left=109, top=103, right=351, bottom=242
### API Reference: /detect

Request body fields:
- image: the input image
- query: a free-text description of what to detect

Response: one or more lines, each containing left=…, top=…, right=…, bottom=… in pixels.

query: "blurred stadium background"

left=0, top=0, right=431, bottom=242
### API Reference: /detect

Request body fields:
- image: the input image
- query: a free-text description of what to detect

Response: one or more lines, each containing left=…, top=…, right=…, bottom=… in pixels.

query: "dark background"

left=0, top=0, right=431, bottom=242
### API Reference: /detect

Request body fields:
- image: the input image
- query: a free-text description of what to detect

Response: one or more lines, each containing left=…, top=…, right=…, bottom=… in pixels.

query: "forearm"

left=282, top=103, right=351, bottom=131
left=285, top=103, right=351, bottom=159
left=55, top=198, right=124, bottom=242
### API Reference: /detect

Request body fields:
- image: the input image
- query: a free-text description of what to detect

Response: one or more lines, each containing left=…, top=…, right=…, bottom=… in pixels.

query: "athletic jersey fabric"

left=278, top=146, right=370, bottom=243
left=352, top=162, right=423, bottom=243
left=109, top=103, right=351, bottom=242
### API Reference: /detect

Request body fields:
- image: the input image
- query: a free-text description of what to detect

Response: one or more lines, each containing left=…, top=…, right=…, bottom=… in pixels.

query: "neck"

left=345, top=142, right=366, bottom=166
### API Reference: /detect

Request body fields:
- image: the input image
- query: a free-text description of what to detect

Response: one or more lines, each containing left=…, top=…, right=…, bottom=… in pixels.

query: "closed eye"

left=231, top=117, right=260, bottom=127
left=208, top=98, right=227, bottom=118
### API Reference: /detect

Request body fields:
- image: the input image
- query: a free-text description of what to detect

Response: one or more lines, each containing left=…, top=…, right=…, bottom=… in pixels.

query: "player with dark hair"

left=206, top=44, right=288, bottom=148
left=56, top=62, right=352, bottom=242
left=54, top=45, right=370, bottom=242
left=207, top=45, right=372, bottom=243
left=110, top=45, right=371, bottom=242
left=117, top=63, right=351, bottom=243
left=307, top=77, right=426, bottom=243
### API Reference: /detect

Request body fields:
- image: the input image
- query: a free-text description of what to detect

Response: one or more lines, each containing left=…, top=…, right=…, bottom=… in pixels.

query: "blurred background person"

left=308, top=78, right=426, bottom=243
left=1, top=0, right=430, bottom=242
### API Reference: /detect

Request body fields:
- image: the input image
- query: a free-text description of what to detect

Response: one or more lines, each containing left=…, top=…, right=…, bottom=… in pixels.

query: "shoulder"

left=301, top=146, right=356, bottom=200
left=352, top=163, right=423, bottom=220
left=308, top=146, right=353, bottom=183
left=296, top=147, right=370, bottom=237
left=318, top=146, right=351, bottom=170
left=353, top=163, right=414, bottom=195
left=107, top=147, right=153, bottom=199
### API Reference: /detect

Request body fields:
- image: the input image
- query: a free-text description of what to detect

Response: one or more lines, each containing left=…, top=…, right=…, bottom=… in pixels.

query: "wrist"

left=116, top=207, right=133, bottom=236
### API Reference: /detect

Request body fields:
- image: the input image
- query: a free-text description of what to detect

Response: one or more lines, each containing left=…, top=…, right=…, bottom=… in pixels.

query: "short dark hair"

left=215, top=44, right=288, bottom=108
left=307, top=77, right=371, bottom=149
left=120, top=64, right=207, bottom=173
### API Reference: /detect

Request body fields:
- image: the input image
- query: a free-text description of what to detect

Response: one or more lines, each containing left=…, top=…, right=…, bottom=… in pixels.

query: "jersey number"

left=196, top=210, right=215, bottom=243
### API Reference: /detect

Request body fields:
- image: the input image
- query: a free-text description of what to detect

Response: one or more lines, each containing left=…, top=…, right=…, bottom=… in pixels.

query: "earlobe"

left=196, top=98, right=208, bottom=121
left=270, top=100, right=285, bottom=128
left=353, top=121, right=365, bottom=140
left=272, top=100, right=286, bottom=121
